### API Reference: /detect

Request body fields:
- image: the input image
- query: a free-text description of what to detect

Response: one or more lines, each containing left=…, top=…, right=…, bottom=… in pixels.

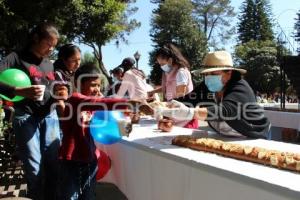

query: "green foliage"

left=235, top=0, right=277, bottom=93
left=99, top=74, right=109, bottom=93
left=81, top=52, right=98, bottom=65
left=149, top=0, right=207, bottom=85
left=235, top=40, right=280, bottom=93
left=60, top=0, right=140, bottom=80
left=0, top=0, right=68, bottom=56
left=237, top=0, right=274, bottom=43
left=63, top=0, right=130, bottom=44
left=192, top=0, right=236, bottom=49
left=148, top=51, right=162, bottom=86
left=80, top=52, right=109, bottom=91
left=0, top=0, right=140, bottom=83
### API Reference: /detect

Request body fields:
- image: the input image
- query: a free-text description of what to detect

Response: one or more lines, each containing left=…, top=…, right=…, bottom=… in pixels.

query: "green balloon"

left=0, top=68, right=31, bottom=102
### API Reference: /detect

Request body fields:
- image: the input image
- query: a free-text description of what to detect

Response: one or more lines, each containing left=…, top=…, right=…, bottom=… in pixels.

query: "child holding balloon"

left=0, top=22, right=61, bottom=200
left=57, top=62, right=131, bottom=200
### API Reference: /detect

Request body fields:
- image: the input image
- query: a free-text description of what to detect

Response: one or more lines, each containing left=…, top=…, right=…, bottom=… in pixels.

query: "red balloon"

left=96, top=149, right=111, bottom=180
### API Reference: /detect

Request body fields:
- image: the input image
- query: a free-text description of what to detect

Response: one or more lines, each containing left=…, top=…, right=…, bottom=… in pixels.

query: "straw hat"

left=196, top=51, right=246, bottom=74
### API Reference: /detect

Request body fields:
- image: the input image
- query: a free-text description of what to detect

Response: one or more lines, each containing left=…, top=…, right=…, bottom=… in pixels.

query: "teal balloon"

left=90, top=111, right=124, bottom=145
left=0, top=68, right=31, bottom=102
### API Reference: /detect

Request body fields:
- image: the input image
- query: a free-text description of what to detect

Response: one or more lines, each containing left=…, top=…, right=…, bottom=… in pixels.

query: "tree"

left=192, top=0, right=236, bottom=49
left=0, top=0, right=70, bottom=58
left=237, top=0, right=274, bottom=44
left=57, top=0, right=141, bottom=81
left=237, top=0, right=256, bottom=43
left=235, top=40, right=281, bottom=93
left=149, top=0, right=207, bottom=85
left=235, top=0, right=277, bottom=93
left=81, top=52, right=98, bottom=65
left=0, top=0, right=140, bottom=82
left=295, top=10, right=300, bottom=54
left=80, top=52, right=109, bottom=92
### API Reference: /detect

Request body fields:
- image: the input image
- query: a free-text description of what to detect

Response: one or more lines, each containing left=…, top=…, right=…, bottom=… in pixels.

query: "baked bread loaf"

left=172, top=135, right=300, bottom=172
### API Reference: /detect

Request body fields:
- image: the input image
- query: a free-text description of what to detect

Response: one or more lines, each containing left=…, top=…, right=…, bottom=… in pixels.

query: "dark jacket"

left=0, top=50, right=56, bottom=117
left=175, top=81, right=215, bottom=107
left=54, top=60, right=74, bottom=83
left=206, top=78, right=270, bottom=139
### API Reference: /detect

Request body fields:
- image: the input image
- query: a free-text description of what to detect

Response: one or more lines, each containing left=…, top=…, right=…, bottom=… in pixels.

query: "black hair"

left=54, top=44, right=81, bottom=71
left=110, top=66, right=124, bottom=75
left=155, top=43, right=190, bottom=69
left=58, top=44, right=81, bottom=60
left=120, top=58, right=135, bottom=72
left=228, top=70, right=242, bottom=82
left=27, top=22, right=59, bottom=48
left=74, top=62, right=101, bottom=86
left=225, top=70, right=242, bottom=88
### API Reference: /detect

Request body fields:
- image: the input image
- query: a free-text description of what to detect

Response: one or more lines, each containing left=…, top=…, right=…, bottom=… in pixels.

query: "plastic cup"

left=117, top=117, right=132, bottom=137
left=35, top=85, right=46, bottom=101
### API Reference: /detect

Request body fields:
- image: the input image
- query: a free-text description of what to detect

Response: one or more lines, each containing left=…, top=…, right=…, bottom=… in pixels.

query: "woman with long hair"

left=0, top=22, right=61, bottom=199
left=149, top=43, right=198, bottom=128
left=53, top=44, right=81, bottom=116
left=54, top=43, right=81, bottom=83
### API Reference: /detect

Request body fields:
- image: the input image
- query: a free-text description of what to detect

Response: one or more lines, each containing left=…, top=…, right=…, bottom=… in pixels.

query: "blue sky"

left=79, top=0, right=300, bottom=76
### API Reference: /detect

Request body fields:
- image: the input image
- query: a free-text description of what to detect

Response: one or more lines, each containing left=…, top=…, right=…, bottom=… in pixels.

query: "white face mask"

left=161, top=64, right=172, bottom=73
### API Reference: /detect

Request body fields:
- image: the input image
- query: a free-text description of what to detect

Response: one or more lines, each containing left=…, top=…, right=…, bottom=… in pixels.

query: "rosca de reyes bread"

left=172, top=135, right=300, bottom=172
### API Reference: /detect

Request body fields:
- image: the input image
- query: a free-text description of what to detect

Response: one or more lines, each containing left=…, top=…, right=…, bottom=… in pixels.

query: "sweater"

left=0, top=50, right=56, bottom=117
left=59, top=92, right=127, bottom=162
left=206, top=79, right=270, bottom=139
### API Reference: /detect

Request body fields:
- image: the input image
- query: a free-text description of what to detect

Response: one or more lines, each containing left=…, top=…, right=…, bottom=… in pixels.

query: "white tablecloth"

left=260, top=103, right=299, bottom=110
left=264, top=110, right=300, bottom=131
left=97, top=117, right=300, bottom=200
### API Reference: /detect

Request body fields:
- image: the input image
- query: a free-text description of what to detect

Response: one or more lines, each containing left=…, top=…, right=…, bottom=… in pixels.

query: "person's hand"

left=14, top=85, right=44, bottom=101
left=147, top=90, right=155, bottom=98
left=158, top=100, right=195, bottom=121
left=56, top=100, right=66, bottom=117
left=52, top=81, right=69, bottom=100
left=127, top=99, right=154, bottom=115
left=146, top=96, right=155, bottom=103
left=53, top=84, right=69, bottom=100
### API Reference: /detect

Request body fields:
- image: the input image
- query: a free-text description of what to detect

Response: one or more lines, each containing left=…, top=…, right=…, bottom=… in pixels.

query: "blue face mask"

left=205, top=75, right=224, bottom=92
left=161, top=64, right=172, bottom=73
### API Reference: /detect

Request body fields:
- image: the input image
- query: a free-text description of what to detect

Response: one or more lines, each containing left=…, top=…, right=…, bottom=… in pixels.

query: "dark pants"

left=57, top=160, right=98, bottom=200
left=13, top=110, right=61, bottom=200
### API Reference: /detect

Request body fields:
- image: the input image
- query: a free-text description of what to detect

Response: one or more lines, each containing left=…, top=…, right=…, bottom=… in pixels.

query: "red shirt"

left=59, top=92, right=127, bottom=162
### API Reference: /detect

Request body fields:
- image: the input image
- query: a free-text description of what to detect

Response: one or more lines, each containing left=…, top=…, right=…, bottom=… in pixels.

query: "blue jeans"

left=13, top=110, right=61, bottom=200
left=57, top=160, right=98, bottom=200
